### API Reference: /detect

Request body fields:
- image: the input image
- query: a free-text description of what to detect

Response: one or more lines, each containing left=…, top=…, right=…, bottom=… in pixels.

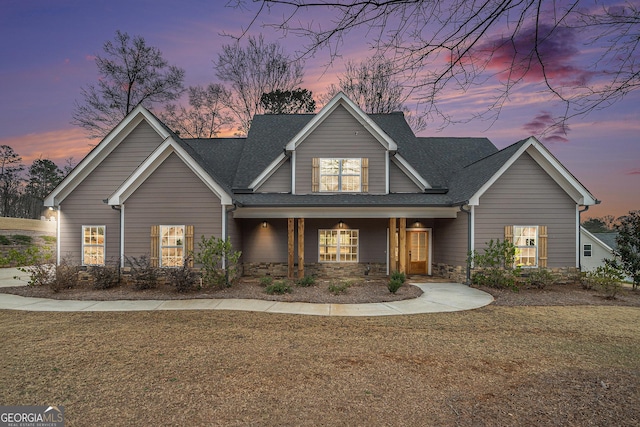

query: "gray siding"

left=389, top=161, right=421, bottom=192
left=474, top=153, right=577, bottom=268
left=258, top=159, right=291, bottom=192
left=295, top=105, right=388, bottom=194
left=241, top=219, right=289, bottom=263
left=123, top=152, right=223, bottom=258
left=433, top=215, right=468, bottom=267
left=59, top=121, right=164, bottom=264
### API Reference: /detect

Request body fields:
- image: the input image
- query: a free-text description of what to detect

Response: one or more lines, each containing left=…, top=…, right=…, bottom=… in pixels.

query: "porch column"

left=398, top=218, right=407, bottom=274
left=288, top=218, right=295, bottom=279
left=389, top=217, right=397, bottom=274
left=297, top=218, right=305, bottom=279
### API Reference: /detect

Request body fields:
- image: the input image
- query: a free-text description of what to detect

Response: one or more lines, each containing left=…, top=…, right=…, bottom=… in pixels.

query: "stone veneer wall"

left=433, top=263, right=468, bottom=283
left=242, top=262, right=387, bottom=278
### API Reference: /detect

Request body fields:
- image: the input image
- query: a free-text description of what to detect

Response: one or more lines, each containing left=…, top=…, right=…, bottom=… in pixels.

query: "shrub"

left=585, top=265, right=624, bottom=299
left=0, top=235, right=11, bottom=245
left=470, top=239, right=521, bottom=290
left=259, top=276, right=274, bottom=287
left=41, top=235, right=57, bottom=244
left=390, top=270, right=406, bottom=283
left=48, top=258, right=80, bottom=293
left=328, top=280, right=351, bottom=295
left=14, top=245, right=55, bottom=285
left=11, top=235, right=32, bottom=245
left=296, top=275, right=316, bottom=287
left=524, top=268, right=557, bottom=289
left=388, top=278, right=403, bottom=294
left=90, top=263, right=121, bottom=290
left=128, top=255, right=159, bottom=290
left=167, top=256, right=200, bottom=293
left=265, top=280, right=292, bottom=295
left=194, top=236, right=242, bottom=288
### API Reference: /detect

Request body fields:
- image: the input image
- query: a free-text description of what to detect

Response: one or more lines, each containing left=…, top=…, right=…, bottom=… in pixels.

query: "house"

left=44, top=92, right=598, bottom=283
left=580, top=227, right=617, bottom=272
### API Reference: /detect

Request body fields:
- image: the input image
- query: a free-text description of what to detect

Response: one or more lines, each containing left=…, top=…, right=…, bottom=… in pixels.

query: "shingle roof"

left=234, top=192, right=453, bottom=207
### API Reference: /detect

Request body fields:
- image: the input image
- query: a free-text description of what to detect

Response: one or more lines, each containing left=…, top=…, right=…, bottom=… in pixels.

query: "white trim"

left=44, top=106, right=170, bottom=206
left=513, top=225, right=539, bottom=268
left=470, top=205, right=475, bottom=263
left=120, top=205, right=125, bottom=268
left=318, top=228, right=360, bottom=263
left=284, top=92, right=398, bottom=152
left=576, top=206, right=580, bottom=267
left=468, top=137, right=597, bottom=206
left=158, top=224, right=185, bottom=268
left=234, top=206, right=459, bottom=219
left=390, top=155, right=431, bottom=191
left=291, top=151, right=296, bottom=195
left=386, top=227, right=389, bottom=276
left=81, top=225, right=106, bottom=266
left=249, top=153, right=288, bottom=190
left=56, top=206, right=61, bottom=265
left=108, top=138, right=233, bottom=205
left=222, top=205, right=227, bottom=241
left=385, top=153, right=390, bottom=194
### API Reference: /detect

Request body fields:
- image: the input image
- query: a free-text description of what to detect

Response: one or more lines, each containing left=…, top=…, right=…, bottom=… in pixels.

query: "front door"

left=407, top=230, right=429, bottom=275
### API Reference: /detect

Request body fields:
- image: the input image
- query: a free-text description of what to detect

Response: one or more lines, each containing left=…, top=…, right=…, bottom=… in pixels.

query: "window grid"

left=82, top=226, right=105, bottom=266
left=160, top=225, right=184, bottom=267
left=583, top=244, right=592, bottom=257
left=514, top=226, right=538, bottom=267
left=319, top=158, right=361, bottom=192
left=319, top=229, right=359, bottom=262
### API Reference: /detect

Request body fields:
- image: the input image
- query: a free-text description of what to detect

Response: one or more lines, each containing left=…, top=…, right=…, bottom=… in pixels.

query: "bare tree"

left=160, top=84, right=235, bottom=138
left=214, top=34, right=305, bottom=134
left=72, top=30, right=185, bottom=139
left=241, top=0, right=640, bottom=129
left=321, top=56, right=426, bottom=131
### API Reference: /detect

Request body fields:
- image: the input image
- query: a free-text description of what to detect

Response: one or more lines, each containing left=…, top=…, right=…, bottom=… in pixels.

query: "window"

left=583, top=244, right=592, bottom=257
left=319, top=158, right=362, bottom=192
left=160, top=225, right=184, bottom=267
left=514, top=226, right=538, bottom=267
left=82, top=226, right=105, bottom=266
left=319, top=229, right=359, bottom=262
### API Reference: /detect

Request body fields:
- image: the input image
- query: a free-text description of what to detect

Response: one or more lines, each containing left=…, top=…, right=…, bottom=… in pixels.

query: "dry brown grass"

left=1, top=305, right=639, bottom=426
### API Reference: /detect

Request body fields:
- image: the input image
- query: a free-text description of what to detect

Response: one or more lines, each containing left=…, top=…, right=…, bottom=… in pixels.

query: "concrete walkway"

left=0, top=268, right=493, bottom=316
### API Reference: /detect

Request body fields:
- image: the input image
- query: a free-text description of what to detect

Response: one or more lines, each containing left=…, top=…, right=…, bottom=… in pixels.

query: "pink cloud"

left=467, top=24, right=594, bottom=86
left=628, top=169, right=640, bottom=175
left=0, top=128, right=93, bottom=167
left=523, top=111, right=570, bottom=143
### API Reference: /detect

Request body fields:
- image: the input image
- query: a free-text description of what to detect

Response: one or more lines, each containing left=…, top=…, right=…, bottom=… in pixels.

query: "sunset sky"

left=1, top=0, right=638, bottom=219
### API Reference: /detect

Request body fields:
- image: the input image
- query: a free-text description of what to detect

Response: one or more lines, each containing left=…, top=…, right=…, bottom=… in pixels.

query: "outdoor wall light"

left=261, top=221, right=268, bottom=228
left=338, top=220, right=344, bottom=228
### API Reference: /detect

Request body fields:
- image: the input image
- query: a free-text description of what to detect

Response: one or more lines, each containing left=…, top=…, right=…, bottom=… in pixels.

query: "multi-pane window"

left=583, top=244, right=592, bottom=257
left=82, top=226, right=105, bottom=266
left=319, top=229, right=359, bottom=262
left=160, top=225, right=184, bottom=267
left=514, top=226, right=538, bottom=267
left=320, top=158, right=361, bottom=192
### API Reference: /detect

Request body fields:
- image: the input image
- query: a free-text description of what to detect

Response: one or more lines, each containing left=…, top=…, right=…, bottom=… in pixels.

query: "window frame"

left=513, top=225, right=538, bottom=268
left=319, top=158, right=362, bottom=193
left=318, top=229, right=359, bottom=263
left=583, top=244, right=593, bottom=257
left=159, top=225, right=185, bottom=268
left=82, top=225, right=106, bottom=266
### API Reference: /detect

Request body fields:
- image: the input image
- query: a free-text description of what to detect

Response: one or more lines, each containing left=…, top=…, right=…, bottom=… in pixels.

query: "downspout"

left=578, top=205, right=590, bottom=271
left=111, top=204, right=123, bottom=270
left=459, top=203, right=472, bottom=285
left=223, top=202, right=240, bottom=272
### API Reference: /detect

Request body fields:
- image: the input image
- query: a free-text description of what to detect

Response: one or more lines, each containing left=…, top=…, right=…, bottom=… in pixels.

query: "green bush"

left=328, top=280, right=351, bottom=295
left=584, top=265, right=624, bottom=299
left=524, top=268, right=557, bottom=289
left=259, top=276, right=274, bottom=287
left=390, top=270, right=406, bottom=283
left=90, top=263, right=121, bottom=290
left=167, top=257, right=200, bottom=293
left=470, top=239, right=521, bottom=290
left=296, top=275, right=316, bottom=287
left=41, top=235, right=57, bottom=244
left=11, top=235, right=32, bottom=245
left=0, top=235, right=11, bottom=245
left=388, top=278, right=403, bottom=294
left=128, top=255, right=159, bottom=290
left=265, top=280, right=292, bottom=295
left=194, top=236, right=242, bottom=288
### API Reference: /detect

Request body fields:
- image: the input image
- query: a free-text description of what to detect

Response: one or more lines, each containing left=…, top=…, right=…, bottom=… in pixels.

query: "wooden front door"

left=407, top=230, right=429, bottom=275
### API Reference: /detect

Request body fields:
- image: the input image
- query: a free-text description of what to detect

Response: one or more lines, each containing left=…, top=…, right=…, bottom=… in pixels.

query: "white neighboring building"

left=580, top=227, right=617, bottom=272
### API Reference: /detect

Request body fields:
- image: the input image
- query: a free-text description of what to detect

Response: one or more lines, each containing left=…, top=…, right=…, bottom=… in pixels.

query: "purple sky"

left=1, top=0, right=638, bottom=218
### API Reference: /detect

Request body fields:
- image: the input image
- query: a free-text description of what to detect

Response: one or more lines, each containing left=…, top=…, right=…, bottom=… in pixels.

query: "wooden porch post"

left=398, top=218, right=407, bottom=274
left=297, top=218, right=305, bottom=279
left=288, top=218, right=295, bottom=279
left=389, top=217, right=397, bottom=274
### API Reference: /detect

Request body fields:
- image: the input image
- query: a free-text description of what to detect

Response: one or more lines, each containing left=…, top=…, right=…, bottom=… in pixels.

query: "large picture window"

left=160, top=225, right=184, bottom=267
left=319, top=158, right=362, bottom=192
left=514, top=225, right=538, bottom=267
left=319, top=229, right=359, bottom=262
left=82, top=225, right=105, bottom=266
